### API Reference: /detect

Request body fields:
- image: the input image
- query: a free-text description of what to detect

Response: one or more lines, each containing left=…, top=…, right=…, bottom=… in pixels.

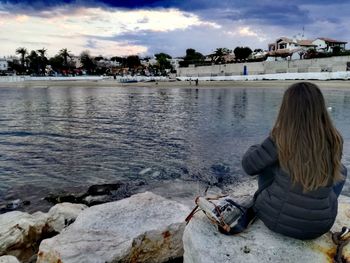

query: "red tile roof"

left=317, top=37, right=347, bottom=44
left=297, top=40, right=317, bottom=46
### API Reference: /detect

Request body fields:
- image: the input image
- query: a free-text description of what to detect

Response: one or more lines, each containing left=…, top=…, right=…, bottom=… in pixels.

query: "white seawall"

left=177, top=71, right=350, bottom=81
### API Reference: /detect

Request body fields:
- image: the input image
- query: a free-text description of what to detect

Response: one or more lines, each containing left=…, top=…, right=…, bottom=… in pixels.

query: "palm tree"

left=59, top=48, right=72, bottom=68
left=26, top=50, right=39, bottom=74
left=16, top=47, right=28, bottom=70
left=37, top=48, right=47, bottom=57
left=212, top=48, right=231, bottom=64
left=37, top=48, right=48, bottom=75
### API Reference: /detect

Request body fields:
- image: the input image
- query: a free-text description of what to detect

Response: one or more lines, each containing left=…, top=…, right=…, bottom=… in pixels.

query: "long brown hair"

left=271, top=82, right=343, bottom=191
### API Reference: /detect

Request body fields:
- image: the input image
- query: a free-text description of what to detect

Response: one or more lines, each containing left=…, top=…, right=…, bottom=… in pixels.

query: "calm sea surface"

left=0, top=85, right=350, bottom=211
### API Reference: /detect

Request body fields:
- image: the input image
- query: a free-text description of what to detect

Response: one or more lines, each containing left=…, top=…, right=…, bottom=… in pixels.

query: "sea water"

left=0, top=85, right=349, bottom=211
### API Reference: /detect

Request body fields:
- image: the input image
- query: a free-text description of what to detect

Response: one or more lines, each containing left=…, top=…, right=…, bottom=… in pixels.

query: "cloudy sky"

left=0, top=0, right=349, bottom=58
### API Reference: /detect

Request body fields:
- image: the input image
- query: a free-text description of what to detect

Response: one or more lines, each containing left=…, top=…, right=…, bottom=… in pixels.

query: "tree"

left=304, top=48, right=318, bottom=59
left=49, top=55, right=64, bottom=73
left=59, top=48, right=72, bottom=68
left=80, top=50, right=96, bottom=74
left=333, top=46, right=341, bottom=55
left=37, top=48, right=48, bottom=75
left=126, top=55, right=141, bottom=68
left=8, top=60, right=22, bottom=73
left=26, top=50, right=40, bottom=74
left=234, top=47, right=252, bottom=61
left=211, top=48, right=231, bottom=64
left=15, top=47, right=28, bottom=73
left=111, top=56, right=126, bottom=67
left=155, top=53, right=172, bottom=72
left=180, top=48, right=204, bottom=67
left=94, top=56, right=104, bottom=61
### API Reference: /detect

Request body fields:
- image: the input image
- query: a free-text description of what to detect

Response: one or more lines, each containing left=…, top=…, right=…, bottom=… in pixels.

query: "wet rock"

left=211, top=163, right=231, bottom=184
left=0, top=200, right=32, bottom=213
left=151, top=171, right=161, bottom=178
left=0, top=255, right=20, bottom=263
left=180, top=167, right=189, bottom=175
left=87, top=183, right=122, bottom=196
left=82, top=195, right=114, bottom=206
left=44, top=193, right=80, bottom=204
left=46, top=203, right=88, bottom=233
left=139, top=168, right=152, bottom=175
left=44, top=182, right=131, bottom=206
left=183, top=182, right=350, bottom=263
left=37, top=192, right=191, bottom=263
left=6, top=200, right=21, bottom=210
left=0, top=211, right=48, bottom=262
left=211, top=163, right=230, bottom=176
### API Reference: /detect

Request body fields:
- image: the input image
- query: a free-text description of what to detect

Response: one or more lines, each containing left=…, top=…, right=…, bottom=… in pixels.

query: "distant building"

left=0, top=58, right=8, bottom=71
left=312, top=38, right=347, bottom=52
left=267, top=36, right=349, bottom=60
left=250, top=50, right=267, bottom=60
left=95, top=59, right=120, bottom=68
left=71, top=56, right=83, bottom=68
left=268, top=37, right=317, bottom=60
left=140, top=58, right=158, bottom=67
left=169, top=58, right=183, bottom=69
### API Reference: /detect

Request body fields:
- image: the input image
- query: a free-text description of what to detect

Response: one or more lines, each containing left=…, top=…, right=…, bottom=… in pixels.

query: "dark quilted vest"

left=242, top=137, right=346, bottom=240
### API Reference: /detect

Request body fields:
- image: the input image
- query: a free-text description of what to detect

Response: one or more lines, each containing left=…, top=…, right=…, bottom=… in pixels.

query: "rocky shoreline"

left=0, top=192, right=190, bottom=263
left=1, top=180, right=350, bottom=263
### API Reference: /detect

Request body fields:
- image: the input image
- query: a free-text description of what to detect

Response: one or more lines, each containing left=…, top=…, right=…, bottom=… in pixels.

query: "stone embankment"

left=177, top=71, right=350, bottom=81
left=177, top=55, right=350, bottom=78
left=0, top=182, right=349, bottom=263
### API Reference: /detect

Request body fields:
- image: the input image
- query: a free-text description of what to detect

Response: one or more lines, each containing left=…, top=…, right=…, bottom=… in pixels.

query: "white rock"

left=47, top=203, right=88, bottom=233
left=183, top=192, right=350, bottom=263
left=0, top=255, right=20, bottom=263
left=37, top=192, right=191, bottom=263
left=139, top=168, right=152, bottom=175
left=0, top=211, right=48, bottom=261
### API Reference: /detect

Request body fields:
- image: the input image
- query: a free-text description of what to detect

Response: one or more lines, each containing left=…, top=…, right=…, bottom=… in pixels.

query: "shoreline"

left=0, top=79, right=349, bottom=90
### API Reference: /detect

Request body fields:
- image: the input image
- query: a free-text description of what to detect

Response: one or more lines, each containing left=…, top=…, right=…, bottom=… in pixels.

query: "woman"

left=242, top=82, right=347, bottom=240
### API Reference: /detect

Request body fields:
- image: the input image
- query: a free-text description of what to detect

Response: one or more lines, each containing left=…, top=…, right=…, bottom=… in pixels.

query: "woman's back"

left=242, top=82, right=347, bottom=240
left=242, top=137, right=347, bottom=240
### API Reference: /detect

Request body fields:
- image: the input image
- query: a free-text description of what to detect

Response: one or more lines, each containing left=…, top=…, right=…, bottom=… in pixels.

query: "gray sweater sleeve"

left=242, top=137, right=278, bottom=175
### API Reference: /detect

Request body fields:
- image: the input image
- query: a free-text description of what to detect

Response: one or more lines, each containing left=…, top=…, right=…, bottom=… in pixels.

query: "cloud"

left=103, top=21, right=272, bottom=57
left=0, top=0, right=349, bottom=57
left=0, top=5, right=220, bottom=56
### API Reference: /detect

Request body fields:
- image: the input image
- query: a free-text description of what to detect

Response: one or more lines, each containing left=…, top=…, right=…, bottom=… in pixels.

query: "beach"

left=0, top=79, right=349, bottom=90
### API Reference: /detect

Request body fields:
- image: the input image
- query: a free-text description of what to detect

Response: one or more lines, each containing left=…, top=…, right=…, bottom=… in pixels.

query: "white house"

left=267, top=37, right=322, bottom=60
left=140, top=58, right=158, bottom=67
left=0, top=59, right=8, bottom=71
left=169, top=58, right=184, bottom=69
left=312, top=38, right=347, bottom=52
left=71, top=56, right=83, bottom=68
left=268, top=37, right=302, bottom=60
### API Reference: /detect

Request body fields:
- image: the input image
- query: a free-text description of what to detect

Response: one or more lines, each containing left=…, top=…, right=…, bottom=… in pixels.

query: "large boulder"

left=183, top=194, right=350, bottom=263
left=0, top=202, right=88, bottom=262
left=0, top=211, right=48, bottom=261
left=0, top=255, right=20, bottom=263
left=37, top=192, right=191, bottom=263
left=46, top=203, right=88, bottom=233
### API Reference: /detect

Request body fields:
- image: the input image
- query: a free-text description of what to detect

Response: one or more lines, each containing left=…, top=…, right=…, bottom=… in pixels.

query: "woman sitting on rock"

left=242, top=82, right=347, bottom=240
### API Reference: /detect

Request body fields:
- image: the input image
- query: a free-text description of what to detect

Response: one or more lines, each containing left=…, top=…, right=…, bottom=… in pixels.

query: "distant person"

left=242, top=82, right=347, bottom=240
left=195, top=79, right=199, bottom=86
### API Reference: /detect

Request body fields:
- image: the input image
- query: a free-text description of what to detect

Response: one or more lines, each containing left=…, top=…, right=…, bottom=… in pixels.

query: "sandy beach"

left=0, top=79, right=349, bottom=90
